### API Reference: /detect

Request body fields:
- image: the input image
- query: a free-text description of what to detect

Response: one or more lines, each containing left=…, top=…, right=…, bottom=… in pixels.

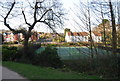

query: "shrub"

left=17, top=43, right=41, bottom=63
left=33, top=46, right=63, bottom=68
left=63, top=55, right=119, bottom=78
left=62, top=42, right=70, bottom=46
left=2, top=44, right=62, bottom=69
left=3, top=42, right=14, bottom=44
left=2, top=46, right=18, bottom=61
left=13, top=41, right=19, bottom=44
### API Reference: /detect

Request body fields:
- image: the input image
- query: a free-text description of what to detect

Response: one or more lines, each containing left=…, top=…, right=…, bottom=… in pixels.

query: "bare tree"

left=87, top=1, right=94, bottom=58
left=1, top=0, right=64, bottom=48
left=100, top=4, right=107, bottom=48
left=91, top=0, right=119, bottom=54
left=91, top=1, right=111, bottom=49
left=72, top=1, right=96, bottom=58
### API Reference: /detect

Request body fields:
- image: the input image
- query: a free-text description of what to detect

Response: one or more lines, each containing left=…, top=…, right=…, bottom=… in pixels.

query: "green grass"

left=3, top=61, right=100, bottom=80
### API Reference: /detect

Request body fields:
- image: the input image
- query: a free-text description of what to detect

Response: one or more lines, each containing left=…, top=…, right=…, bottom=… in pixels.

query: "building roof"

left=68, top=32, right=73, bottom=36
left=68, top=32, right=89, bottom=36
left=67, top=32, right=102, bottom=36
left=79, top=32, right=89, bottom=36
left=73, top=32, right=79, bottom=36
left=93, top=32, right=102, bottom=36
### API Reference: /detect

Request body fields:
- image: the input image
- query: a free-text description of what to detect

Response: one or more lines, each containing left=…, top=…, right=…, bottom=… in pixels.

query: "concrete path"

left=1, top=66, right=29, bottom=81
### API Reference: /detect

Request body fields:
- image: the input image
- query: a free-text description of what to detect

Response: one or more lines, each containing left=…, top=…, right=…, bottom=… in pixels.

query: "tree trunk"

left=100, top=5, right=107, bottom=48
left=109, top=1, right=117, bottom=54
left=87, top=3, right=94, bottom=58
left=24, top=38, right=29, bottom=48
left=23, top=33, right=31, bottom=49
left=89, top=33, right=94, bottom=58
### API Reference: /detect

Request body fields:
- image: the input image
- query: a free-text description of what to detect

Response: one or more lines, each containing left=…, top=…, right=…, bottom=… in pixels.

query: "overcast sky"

left=0, top=0, right=78, bottom=32
left=0, top=0, right=119, bottom=33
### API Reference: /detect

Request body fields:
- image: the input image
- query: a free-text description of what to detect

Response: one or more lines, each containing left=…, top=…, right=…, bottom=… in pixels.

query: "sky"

left=61, top=0, right=119, bottom=33
left=0, top=0, right=119, bottom=33
left=0, top=0, right=88, bottom=32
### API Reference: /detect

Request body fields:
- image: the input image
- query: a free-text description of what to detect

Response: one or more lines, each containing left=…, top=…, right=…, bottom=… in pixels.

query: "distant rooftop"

left=68, top=32, right=89, bottom=36
left=67, top=32, right=102, bottom=36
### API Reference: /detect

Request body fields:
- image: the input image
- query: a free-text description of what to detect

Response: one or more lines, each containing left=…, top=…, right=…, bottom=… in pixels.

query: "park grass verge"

left=2, top=61, right=100, bottom=80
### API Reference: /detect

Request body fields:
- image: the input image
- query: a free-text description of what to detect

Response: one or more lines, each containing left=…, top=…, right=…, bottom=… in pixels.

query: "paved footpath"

left=1, top=66, right=29, bottom=81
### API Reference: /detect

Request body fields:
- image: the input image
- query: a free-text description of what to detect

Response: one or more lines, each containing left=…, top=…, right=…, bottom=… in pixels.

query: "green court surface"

left=36, top=47, right=112, bottom=60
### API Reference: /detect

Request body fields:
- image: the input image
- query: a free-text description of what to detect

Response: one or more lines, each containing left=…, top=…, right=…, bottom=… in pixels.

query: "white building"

left=65, top=32, right=102, bottom=43
left=91, top=32, right=102, bottom=42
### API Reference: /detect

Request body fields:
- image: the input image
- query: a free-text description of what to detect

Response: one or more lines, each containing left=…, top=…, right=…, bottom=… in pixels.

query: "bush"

left=62, top=42, right=70, bottom=46
left=14, top=41, right=19, bottom=44
left=3, top=44, right=62, bottom=69
left=33, top=46, right=63, bottom=68
left=17, top=44, right=62, bottom=68
left=2, top=46, right=18, bottom=61
left=63, top=55, right=119, bottom=78
left=17, top=43, right=41, bottom=63
left=3, top=42, right=14, bottom=44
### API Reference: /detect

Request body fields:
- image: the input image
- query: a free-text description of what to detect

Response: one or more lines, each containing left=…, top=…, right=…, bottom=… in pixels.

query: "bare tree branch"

left=34, top=1, right=37, bottom=22
left=38, top=9, right=52, bottom=21
left=4, top=1, right=16, bottom=32
left=22, top=10, right=31, bottom=27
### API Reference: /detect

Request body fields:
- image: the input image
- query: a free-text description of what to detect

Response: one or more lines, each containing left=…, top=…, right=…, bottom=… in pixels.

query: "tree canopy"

left=0, top=0, right=65, bottom=47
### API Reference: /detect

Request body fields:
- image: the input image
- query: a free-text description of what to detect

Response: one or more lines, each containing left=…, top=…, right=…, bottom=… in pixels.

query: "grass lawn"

left=3, top=61, right=100, bottom=80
